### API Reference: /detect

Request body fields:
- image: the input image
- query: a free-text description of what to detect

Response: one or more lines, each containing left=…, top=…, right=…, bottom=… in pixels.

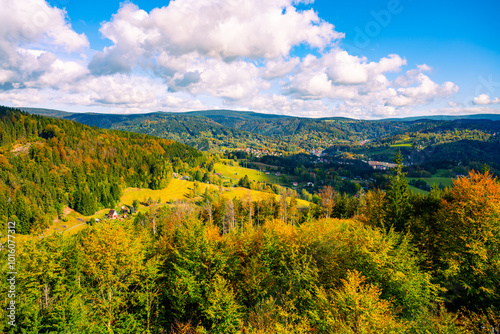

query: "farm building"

left=107, top=209, right=119, bottom=219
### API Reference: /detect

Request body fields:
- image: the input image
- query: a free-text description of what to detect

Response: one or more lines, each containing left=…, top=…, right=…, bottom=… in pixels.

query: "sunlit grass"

left=390, top=143, right=412, bottom=147
left=12, top=178, right=311, bottom=243
left=408, top=185, right=429, bottom=195
left=407, top=177, right=453, bottom=188
left=214, top=162, right=278, bottom=183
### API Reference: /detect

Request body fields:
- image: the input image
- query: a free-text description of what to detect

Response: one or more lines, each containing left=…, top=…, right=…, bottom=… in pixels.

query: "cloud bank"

left=0, top=0, right=494, bottom=118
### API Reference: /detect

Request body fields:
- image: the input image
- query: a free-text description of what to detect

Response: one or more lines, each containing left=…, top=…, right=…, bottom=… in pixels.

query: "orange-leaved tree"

left=436, top=170, right=500, bottom=314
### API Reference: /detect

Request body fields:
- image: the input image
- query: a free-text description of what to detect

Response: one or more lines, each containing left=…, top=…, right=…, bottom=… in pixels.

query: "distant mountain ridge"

left=19, top=108, right=404, bottom=151
left=21, top=107, right=500, bottom=122
left=20, top=107, right=500, bottom=153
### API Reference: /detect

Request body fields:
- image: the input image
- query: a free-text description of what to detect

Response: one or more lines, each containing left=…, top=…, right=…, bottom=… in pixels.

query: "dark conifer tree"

left=384, top=149, right=412, bottom=232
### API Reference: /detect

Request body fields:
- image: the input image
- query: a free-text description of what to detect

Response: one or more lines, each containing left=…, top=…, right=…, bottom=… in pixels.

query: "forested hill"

left=26, top=107, right=413, bottom=143
left=21, top=108, right=418, bottom=151
left=65, top=112, right=287, bottom=152
left=4, top=106, right=500, bottom=332
left=22, top=108, right=500, bottom=154
left=0, top=106, right=208, bottom=234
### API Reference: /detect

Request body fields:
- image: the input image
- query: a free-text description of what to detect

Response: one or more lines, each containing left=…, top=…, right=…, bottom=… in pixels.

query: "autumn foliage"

left=436, top=171, right=500, bottom=313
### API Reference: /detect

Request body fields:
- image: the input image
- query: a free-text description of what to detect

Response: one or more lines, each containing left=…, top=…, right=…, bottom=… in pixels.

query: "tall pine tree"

left=384, top=149, right=412, bottom=232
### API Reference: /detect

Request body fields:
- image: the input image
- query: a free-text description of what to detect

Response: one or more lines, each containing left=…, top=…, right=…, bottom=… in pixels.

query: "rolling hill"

left=19, top=108, right=443, bottom=151
left=21, top=107, right=500, bottom=171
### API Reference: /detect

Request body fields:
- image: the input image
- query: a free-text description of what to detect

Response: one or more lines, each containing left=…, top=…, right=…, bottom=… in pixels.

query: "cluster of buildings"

left=263, top=171, right=281, bottom=176
left=106, top=205, right=135, bottom=220
left=172, top=172, right=191, bottom=181
left=309, top=149, right=323, bottom=157
left=367, top=161, right=398, bottom=170
left=233, top=147, right=282, bottom=157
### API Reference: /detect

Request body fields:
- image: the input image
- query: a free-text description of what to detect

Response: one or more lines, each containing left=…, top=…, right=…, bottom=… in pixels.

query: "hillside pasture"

left=12, top=179, right=311, bottom=244
left=407, top=176, right=454, bottom=189
left=408, top=185, right=430, bottom=195
left=252, top=161, right=280, bottom=171
left=214, top=162, right=280, bottom=183
left=390, top=143, right=412, bottom=147
left=123, top=179, right=311, bottom=209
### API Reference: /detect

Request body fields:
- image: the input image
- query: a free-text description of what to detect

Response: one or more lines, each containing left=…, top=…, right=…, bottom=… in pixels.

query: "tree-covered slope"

left=66, top=112, right=286, bottom=152
left=23, top=108, right=414, bottom=151
left=22, top=107, right=500, bottom=156
left=0, top=106, right=207, bottom=234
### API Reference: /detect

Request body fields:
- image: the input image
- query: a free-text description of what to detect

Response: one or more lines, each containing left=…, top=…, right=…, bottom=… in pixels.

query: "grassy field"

left=406, top=176, right=455, bottom=196
left=408, top=185, right=430, bottom=195
left=390, top=143, right=412, bottom=147
left=407, top=177, right=454, bottom=188
left=10, top=178, right=312, bottom=244
left=109, top=178, right=312, bottom=221
left=252, top=161, right=280, bottom=171
left=123, top=179, right=311, bottom=209
left=226, top=187, right=311, bottom=209
left=121, top=179, right=207, bottom=205
left=214, top=162, right=279, bottom=183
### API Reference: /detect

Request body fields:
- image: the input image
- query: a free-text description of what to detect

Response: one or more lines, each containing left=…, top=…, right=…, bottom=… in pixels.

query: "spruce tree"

left=384, top=149, right=412, bottom=232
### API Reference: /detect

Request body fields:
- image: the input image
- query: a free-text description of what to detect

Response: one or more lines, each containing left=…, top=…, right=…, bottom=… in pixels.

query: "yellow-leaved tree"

left=79, top=222, right=147, bottom=332
left=436, top=170, right=500, bottom=316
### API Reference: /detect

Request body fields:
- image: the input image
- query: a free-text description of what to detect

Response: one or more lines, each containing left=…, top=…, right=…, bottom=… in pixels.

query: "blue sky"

left=1, top=0, right=499, bottom=118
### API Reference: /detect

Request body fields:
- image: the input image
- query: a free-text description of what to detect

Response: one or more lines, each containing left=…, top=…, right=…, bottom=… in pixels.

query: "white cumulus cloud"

left=386, top=71, right=459, bottom=107
left=285, top=50, right=406, bottom=100
left=0, top=0, right=89, bottom=97
left=0, top=0, right=88, bottom=59
left=473, top=93, right=500, bottom=105
left=88, top=1, right=342, bottom=75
